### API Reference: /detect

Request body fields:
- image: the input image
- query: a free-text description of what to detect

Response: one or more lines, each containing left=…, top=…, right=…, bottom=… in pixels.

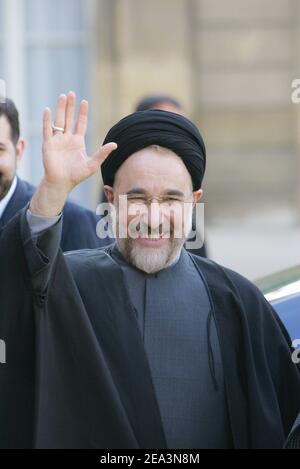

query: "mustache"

left=128, top=221, right=174, bottom=238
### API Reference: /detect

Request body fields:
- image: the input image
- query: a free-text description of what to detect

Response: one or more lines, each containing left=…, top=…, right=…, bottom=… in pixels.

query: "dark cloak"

left=285, top=414, right=300, bottom=448
left=0, top=209, right=300, bottom=449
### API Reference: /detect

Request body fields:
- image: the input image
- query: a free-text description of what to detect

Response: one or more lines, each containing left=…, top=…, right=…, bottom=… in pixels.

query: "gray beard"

left=116, top=236, right=185, bottom=274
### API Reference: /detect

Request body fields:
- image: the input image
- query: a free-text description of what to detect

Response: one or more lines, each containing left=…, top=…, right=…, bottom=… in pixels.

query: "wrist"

left=30, top=178, right=70, bottom=217
left=41, top=177, right=72, bottom=197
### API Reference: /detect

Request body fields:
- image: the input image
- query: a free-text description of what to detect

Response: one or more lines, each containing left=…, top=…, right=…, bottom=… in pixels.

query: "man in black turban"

left=99, top=109, right=206, bottom=272
left=101, top=109, right=207, bottom=259
left=0, top=92, right=300, bottom=449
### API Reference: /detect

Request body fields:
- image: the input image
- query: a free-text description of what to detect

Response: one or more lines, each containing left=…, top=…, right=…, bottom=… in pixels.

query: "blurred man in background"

left=0, top=98, right=112, bottom=251
left=135, top=94, right=184, bottom=114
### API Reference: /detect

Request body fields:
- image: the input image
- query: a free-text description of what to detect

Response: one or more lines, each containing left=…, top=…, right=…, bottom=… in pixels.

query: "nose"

left=142, top=201, right=162, bottom=231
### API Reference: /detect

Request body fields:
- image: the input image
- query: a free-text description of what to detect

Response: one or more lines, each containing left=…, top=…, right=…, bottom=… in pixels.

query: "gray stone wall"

left=92, top=0, right=300, bottom=223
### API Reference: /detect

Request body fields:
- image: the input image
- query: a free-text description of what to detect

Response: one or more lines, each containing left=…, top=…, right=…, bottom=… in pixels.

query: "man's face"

left=105, top=146, right=202, bottom=273
left=0, top=115, right=23, bottom=201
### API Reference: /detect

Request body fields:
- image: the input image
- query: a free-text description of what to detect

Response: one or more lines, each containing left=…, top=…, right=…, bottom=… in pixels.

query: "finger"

left=54, top=94, right=67, bottom=130
left=88, top=142, right=118, bottom=173
left=75, top=100, right=89, bottom=136
left=65, top=91, right=76, bottom=133
left=43, top=107, right=52, bottom=141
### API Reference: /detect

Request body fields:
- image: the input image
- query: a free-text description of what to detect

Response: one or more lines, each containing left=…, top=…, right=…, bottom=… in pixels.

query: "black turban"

left=101, top=109, right=206, bottom=190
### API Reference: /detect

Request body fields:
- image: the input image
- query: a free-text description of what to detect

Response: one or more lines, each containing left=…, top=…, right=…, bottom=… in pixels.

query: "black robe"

left=285, top=414, right=300, bottom=448
left=0, top=208, right=300, bottom=449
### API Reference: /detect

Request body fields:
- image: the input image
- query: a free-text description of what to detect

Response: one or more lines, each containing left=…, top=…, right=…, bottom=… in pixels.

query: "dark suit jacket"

left=0, top=178, right=112, bottom=252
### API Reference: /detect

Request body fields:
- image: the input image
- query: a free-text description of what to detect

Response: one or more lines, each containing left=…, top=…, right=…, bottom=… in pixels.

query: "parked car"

left=256, top=265, right=300, bottom=342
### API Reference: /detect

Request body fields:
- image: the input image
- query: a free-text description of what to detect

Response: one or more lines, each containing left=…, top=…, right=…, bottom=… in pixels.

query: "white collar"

left=0, top=176, right=18, bottom=219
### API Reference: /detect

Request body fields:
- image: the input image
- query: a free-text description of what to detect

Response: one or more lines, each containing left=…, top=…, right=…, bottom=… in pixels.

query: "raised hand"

left=30, top=92, right=117, bottom=217
left=42, top=92, right=117, bottom=191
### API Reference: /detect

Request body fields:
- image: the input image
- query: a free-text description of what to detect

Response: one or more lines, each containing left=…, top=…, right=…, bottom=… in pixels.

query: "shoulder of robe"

left=64, top=245, right=113, bottom=267
left=63, top=245, right=121, bottom=282
left=60, top=246, right=126, bottom=303
left=189, top=252, right=262, bottom=297
left=189, top=252, right=277, bottom=318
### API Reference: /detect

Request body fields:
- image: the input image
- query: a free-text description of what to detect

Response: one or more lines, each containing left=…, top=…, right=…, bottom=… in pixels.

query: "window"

left=0, top=0, right=4, bottom=73
left=0, top=0, right=95, bottom=208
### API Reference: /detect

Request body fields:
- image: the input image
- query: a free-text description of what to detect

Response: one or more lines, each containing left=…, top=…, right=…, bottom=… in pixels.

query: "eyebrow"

left=126, top=188, right=185, bottom=198
left=162, top=189, right=185, bottom=198
left=126, top=188, right=148, bottom=195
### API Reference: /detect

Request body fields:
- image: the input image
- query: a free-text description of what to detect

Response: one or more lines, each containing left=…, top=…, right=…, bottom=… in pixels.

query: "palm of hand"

left=43, top=132, right=91, bottom=188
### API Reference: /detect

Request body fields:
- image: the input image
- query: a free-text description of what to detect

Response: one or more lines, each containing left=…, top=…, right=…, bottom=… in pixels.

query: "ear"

left=15, top=138, right=26, bottom=166
left=103, top=185, right=114, bottom=204
left=192, top=189, right=203, bottom=208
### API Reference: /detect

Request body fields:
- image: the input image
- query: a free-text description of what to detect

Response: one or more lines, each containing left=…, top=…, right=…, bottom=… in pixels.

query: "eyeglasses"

left=124, top=193, right=194, bottom=208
